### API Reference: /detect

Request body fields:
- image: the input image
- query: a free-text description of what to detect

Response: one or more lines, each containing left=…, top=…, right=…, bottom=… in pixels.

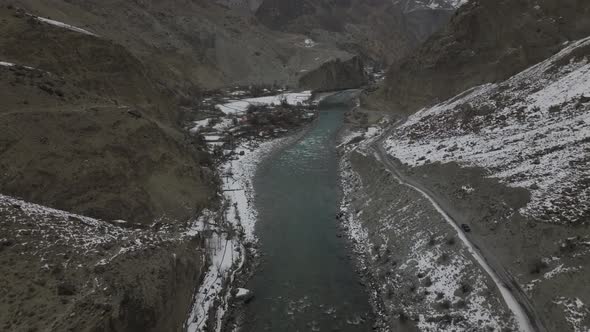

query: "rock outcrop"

left=299, top=56, right=367, bottom=92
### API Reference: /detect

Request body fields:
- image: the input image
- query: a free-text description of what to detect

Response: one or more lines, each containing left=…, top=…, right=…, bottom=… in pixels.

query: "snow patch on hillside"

left=553, top=297, right=590, bottom=332
left=35, top=16, right=98, bottom=36
left=408, top=249, right=504, bottom=331
left=0, top=61, right=38, bottom=71
left=216, top=91, right=312, bottom=114
left=0, top=194, right=155, bottom=259
left=385, top=36, right=590, bottom=224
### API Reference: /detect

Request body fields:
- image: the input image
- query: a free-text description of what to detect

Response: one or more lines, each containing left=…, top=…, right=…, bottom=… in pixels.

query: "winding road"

left=369, top=121, right=546, bottom=332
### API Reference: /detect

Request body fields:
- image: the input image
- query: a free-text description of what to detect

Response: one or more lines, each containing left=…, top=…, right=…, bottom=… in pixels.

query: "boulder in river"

left=235, top=288, right=254, bottom=302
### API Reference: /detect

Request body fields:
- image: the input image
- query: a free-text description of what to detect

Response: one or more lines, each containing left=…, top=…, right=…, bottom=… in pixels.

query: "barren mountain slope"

left=375, top=0, right=590, bottom=114
left=0, top=6, right=216, bottom=225
left=215, top=0, right=264, bottom=13
left=255, top=0, right=464, bottom=65
left=12, top=0, right=355, bottom=94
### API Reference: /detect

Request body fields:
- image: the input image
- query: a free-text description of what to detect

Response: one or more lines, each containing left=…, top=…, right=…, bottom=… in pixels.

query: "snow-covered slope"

left=385, top=36, right=590, bottom=224
left=0, top=194, right=206, bottom=331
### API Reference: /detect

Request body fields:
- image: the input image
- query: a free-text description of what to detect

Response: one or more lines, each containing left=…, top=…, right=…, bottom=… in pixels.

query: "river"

left=241, top=91, right=373, bottom=331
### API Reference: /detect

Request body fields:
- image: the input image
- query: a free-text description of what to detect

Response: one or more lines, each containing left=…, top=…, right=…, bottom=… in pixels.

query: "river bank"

left=183, top=88, right=322, bottom=331
left=204, top=90, right=375, bottom=331
left=241, top=91, right=373, bottom=331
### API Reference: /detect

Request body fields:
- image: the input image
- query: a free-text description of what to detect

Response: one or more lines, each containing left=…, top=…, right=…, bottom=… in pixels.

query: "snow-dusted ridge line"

left=385, top=35, right=590, bottom=224
left=34, top=15, right=98, bottom=36
left=1, top=194, right=106, bottom=228
left=0, top=61, right=37, bottom=71
left=367, top=35, right=590, bottom=325
left=339, top=124, right=516, bottom=330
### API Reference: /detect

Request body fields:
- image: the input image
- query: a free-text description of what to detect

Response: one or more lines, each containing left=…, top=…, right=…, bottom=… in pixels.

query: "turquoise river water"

left=242, top=93, right=373, bottom=331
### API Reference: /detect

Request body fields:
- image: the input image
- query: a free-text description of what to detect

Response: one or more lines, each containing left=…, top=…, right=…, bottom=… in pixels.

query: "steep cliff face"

left=395, top=0, right=468, bottom=42
left=377, top=0, right=590, bottom=114
left=299, top=56, right=367, bottom=91
left=255, top=0, right=464, bottom=65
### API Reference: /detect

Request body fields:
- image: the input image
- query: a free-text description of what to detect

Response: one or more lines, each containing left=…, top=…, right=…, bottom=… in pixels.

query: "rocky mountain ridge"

left=255, top=0, right=464, bottom=65
left=374, top=0, right=590, bottom=114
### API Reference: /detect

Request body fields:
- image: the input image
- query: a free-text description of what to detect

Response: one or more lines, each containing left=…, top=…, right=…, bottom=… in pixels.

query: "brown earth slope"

left=11, top=0, right=356, bottom=94
left=0, top=6, right=216, bottom=225
left=0, top=194, right=206, bottom=332
left=256, top=0, right=458, bottom=65
left=374, top=0, right=590, bottom=114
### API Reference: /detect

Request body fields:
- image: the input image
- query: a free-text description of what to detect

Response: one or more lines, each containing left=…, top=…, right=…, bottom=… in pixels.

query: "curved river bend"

left=242, top=92, right=373, bottom=331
